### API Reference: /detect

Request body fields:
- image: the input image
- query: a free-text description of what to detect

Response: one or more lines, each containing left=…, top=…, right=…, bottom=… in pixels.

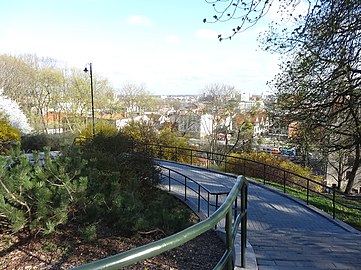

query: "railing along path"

left=135, top=143, right=361, bottom=221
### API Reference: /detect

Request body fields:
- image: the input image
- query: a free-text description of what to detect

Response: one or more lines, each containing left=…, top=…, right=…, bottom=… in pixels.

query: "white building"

left=116, top=115, right=150, bottom=129
left=170, top=113, right=214, bottom=139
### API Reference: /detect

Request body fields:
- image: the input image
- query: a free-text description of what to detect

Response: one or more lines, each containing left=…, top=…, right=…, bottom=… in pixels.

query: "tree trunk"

left=345, top=144, right=361, bottom=194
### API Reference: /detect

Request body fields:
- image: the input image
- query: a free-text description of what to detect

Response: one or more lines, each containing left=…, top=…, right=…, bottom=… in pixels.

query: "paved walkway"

left=157, top=160, right=361, bottom=270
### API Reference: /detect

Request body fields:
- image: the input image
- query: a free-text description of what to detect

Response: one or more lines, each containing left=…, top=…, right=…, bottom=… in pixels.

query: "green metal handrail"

left=73, top=175, right=248, bottom=270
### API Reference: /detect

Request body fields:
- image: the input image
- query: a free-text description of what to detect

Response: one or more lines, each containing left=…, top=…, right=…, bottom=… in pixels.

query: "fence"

left=158, top=164, right=230, bottom=217
left=133, top=143, right=361, bottom=222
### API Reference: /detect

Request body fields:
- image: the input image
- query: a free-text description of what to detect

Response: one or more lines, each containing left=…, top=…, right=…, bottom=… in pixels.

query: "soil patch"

left=0, top=222, right=225, bottom=269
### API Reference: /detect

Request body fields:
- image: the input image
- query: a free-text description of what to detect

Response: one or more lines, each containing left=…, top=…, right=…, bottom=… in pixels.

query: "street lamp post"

left=83, top=63, right=95, bottom=137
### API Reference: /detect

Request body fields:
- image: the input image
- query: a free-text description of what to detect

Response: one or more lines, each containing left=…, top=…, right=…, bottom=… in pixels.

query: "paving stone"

left=257, top=259, right=277, bottom=266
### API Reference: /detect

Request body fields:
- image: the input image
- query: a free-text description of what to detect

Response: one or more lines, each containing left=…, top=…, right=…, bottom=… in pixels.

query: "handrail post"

left=168, top=169, right=171, bottom=191
left=207, top=152, right=209, bottom=169
left=332, top=183, right=336, bottom=219
left=225, top=209, right=233, bottom=270
left=306, top=179, right=310, bottom=205
left=263, top=163, right=266, bottom=184
left=234, top=196, right=237, bottom=222
left=207, top=192, right=210, bottom=217
left=198, top=185, right=201, bottom=212
left=283, top=171, right=286, bottom=193
left=241, top=182, right=248, bottom=268
left=215, top=194, right=219, bottom=230
left=215, top=194, right=219, bottom=210
left=190, top=149, right=193, bottom=165
left=184, top=176, right=187, bottom=201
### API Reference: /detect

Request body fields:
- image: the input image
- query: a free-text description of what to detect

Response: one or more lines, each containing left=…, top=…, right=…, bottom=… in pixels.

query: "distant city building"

left=238, top=94, right=264, bottom=113
left=158, top=94, right=198, bottom=101
left=116, top=114, right=150, bottom=129
left=238, top=101, right=257, bottom=112
left=169, top=113, right=213, bottom=138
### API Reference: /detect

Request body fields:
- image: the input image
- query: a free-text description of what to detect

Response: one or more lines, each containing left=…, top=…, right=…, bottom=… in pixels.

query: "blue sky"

left=0, top=0, right=293, bottom=95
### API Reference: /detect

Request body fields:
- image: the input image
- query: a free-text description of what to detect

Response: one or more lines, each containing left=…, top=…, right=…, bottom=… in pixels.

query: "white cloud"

left=127, top=15, right=152, bottom=26
left=195, top=28, right=219, bottom=40
left=165, top=35, right=180, bottom=44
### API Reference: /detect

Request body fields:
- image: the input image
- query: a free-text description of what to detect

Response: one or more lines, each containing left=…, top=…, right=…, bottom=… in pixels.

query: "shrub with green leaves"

left=120, top=121, right=158, bottom=145
left=74, top=132, right=194, bottom=235
left=157, top=127, right=192, bottom=163
left=21, top=133, right=76, bottom=152
left=144, top=190, right=195, bottom=234
left=1, top=131, right=194, bottom=238
left=80, top=223, right=97, bottom=242
left=0, top=147, right=87, bottom=234
left=73, top=132, right=163, bottom=234
left=76, top=121, right=118, bottom=144
left=120, top=122, right=192, bottom=164
left=77, top=133, right=157, bottom=183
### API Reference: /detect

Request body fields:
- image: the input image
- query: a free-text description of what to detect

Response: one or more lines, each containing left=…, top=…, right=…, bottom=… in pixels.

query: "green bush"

left=80, top=224, right=97, bottom=242
left=72, top=132, right=193, bottom=236
left=121, top=123, right=192, bottom=164
left=0, top=147, right=87, bottom=234
left=77, top=132, right=157, bottom=184
left=120, top=121, right=158, bottom=144
left=145, top=190, right=195, bottom=234
left=156, top=127, right=192, bottom=163
left=74, top=133, right=158, bottom=233
left=76, top=121, right=118, bottom=144
left=21, top=133, right=75, bottom=152
left=82, top=131, right=131, bottom=157
left=1, top=132, right=194, bottom=238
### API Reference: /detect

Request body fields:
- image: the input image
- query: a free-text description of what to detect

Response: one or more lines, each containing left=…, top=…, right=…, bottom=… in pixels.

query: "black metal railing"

left=133, top=143, right=361, bottom=223
left=158, top=164, right=233, bottom=218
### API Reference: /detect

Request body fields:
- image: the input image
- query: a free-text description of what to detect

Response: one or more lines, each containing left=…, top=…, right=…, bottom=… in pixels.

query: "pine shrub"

left=72, top=132, right=193, bottom=236
left=77, top=132, right=195, bottom=235
left=21, top=133, right=75, bottom=152
left=1, top=131, right=195, bottom=238
left=0, top=147, right=88, bottom=234
left=144, top=191, right=195, bottom=234
left=80, top=224, right=98, bottom=242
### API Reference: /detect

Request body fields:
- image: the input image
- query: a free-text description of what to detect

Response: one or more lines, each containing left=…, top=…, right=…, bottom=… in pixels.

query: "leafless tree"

left=267, top=0, right=361, bottom=193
